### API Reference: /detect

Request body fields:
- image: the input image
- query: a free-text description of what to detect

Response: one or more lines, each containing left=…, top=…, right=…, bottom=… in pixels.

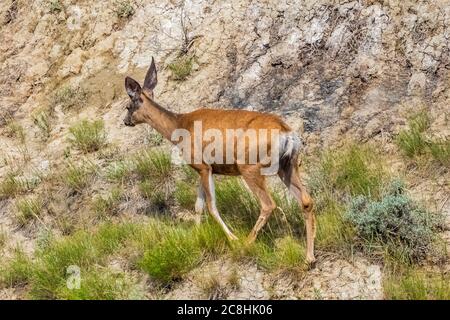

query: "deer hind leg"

left=241, top=167, right=276, bottom=244
left=279, top=165, right=316, bottom=265
left=195, top=182, right=206, bottom=214
left=199, top=168, right=238, bottom=241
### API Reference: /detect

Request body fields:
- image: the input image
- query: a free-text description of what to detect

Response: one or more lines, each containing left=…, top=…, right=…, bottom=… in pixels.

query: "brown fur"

left=123, top=59, right=316, bottom=265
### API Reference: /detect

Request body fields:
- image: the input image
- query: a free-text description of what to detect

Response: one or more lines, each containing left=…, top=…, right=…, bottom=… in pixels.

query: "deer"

left=123, top=58, right=316, bottom=265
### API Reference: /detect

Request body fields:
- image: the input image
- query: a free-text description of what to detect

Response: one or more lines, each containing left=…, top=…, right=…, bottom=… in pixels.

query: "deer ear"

left=125, top=76, right=142, bottom=99
left=143, top=57, right=157, bottom=91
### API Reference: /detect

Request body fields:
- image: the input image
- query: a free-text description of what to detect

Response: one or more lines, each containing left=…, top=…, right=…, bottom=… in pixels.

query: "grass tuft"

left=68, top=119, right=107, bottom=153
left=50, top=86, right=88, bottom=111
left=396, top=112, right=430, bottom=158
left=61, top=161, right=96, bottom=193
left=15, top=196, right=44, bottom=226
left=168, top=55, right=194, bottom=81
left=385, top=269, right=450, bottom=300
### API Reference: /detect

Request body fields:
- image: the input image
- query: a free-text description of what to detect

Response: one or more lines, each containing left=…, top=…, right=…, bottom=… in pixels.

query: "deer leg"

left=195, top=182, right=206, bottom=214
left=199, top=169, right=238, bottom=241
left=241, top=168, right=276, bottom=244
left=279, top=165, right=316, bottom=265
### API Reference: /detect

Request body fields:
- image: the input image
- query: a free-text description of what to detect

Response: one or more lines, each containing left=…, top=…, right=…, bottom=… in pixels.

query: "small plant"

left=47, top=0, right=63, bottom=13
left=133, top=149, right=172, bottom=181
left=3, top=117, right=25, bottom=144
left=396, top=112, right=430, bottom=158
left=15, top=196, right=44, bottom=226
left=113, top=0, right=135, bottom=19
left=105, top=160, right=133, bottom=182
left=68, top=119, right=107, bottom=153
left=92, top=188, right=123, bottom=217
left=346, top=180, right=444, bottom=262
left=0, top=172, right=32, bottom=199
left=32, top=109, right=52, bottom=140
left=50, top=86, right=88, bottom=111
left=62, top=161, right=96, bottom=193
left=200, top=275, right=227, bottom=300
left=168, top=55, right=194, bottom=81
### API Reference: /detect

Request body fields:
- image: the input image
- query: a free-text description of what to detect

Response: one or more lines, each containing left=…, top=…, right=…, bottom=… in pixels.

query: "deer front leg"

left=194, top=183, right=206, bottom=214
left=199, top=169, right=238, bottom=241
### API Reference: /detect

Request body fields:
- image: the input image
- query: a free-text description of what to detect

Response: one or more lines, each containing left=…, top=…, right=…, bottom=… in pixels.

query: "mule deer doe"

left=123, top=58, right=316, bottom=265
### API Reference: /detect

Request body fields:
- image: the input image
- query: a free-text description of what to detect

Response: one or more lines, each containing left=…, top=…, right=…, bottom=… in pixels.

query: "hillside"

left=0, top=0, right=449, bottom=300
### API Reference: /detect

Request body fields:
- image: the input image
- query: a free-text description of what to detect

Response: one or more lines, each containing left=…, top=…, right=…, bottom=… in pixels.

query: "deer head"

left=123, top=57, right=158, bottom=127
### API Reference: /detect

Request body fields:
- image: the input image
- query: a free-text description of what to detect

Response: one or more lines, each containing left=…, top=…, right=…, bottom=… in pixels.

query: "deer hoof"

left=306, top=256, right=317, bottom=269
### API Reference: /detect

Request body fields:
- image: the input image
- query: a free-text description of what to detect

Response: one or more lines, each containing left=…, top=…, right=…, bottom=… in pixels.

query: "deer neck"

left=141, top=92, right=179, bottom=140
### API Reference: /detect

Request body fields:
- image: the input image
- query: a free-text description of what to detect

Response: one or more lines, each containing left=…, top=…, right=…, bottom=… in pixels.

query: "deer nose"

left=123, top=119, right=135, bottom=127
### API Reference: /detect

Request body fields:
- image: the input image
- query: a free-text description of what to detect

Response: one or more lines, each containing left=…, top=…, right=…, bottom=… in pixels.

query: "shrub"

left=50, top=86, right=88, bottom=111
left=346, top=180, right=443, bottom=261
left=396, top=112, right=430, bottom=158
left=168, top=55, right=194, bottom=81
left=68, top=119, right=107, bottom=153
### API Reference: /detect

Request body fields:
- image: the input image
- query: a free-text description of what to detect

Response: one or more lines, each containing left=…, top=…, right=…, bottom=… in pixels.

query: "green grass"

left=15, top=196, right=44, bottom=226
left=385, top=269, right=450, bottom=300
left=174, top=181, right=196, bottom=210
left=139, top=227, right=203, bottom=282
left=396, top=112, right=430, bottom=158
left=105, top=160, right=133, bottom=182
left=427, top=137, right=450, bottom=166
left=308, top=144, right=386, bottom=199
left=50, top=86, right=88, bottom=111
left=249, top=236, right=307, bottom=271
left=56, top=268, right=142, bottom=300
left=0, top=248, right=32, bottom=288
left=68, top=119, right=107, bottom=153
left=168, top=55, right=194, bottom=81
left=61, top=161, right=96, bottom=193
left=132, top=149, right=172, bottom=181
